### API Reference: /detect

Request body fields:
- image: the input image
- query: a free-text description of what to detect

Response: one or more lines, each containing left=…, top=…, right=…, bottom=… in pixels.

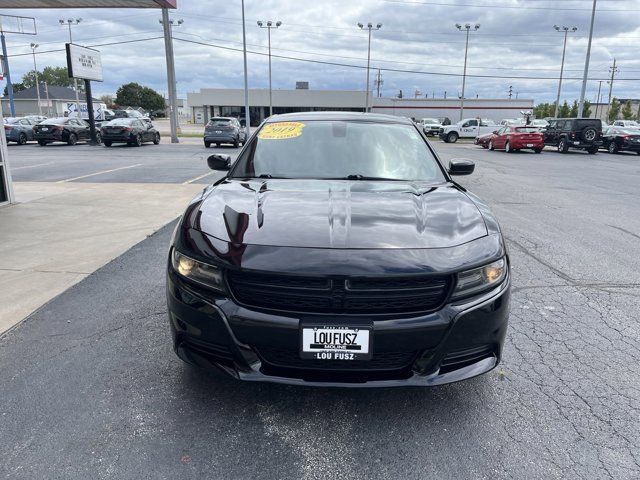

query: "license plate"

left=216, top=130, right=222, bottom=134
left=526, top=143, right=533, bottom=147
left=301, top=325, right=371, bottom=360
left=41, top=127, right=48, bottom=131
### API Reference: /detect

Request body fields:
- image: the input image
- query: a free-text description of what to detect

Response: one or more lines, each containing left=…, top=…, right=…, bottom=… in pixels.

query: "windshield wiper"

left=340, top=174, right=404, bottom=181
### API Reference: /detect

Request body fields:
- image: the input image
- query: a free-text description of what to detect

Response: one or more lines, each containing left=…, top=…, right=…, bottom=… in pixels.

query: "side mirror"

left=448, top=159, right=475, bottom=176
left=207, top=154, right=232, bottom=171
left=493, top=130, right=498, bottom=134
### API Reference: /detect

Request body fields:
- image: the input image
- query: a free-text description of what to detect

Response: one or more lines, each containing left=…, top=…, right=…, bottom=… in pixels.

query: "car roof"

left=264, top=111, right=413, bottom=124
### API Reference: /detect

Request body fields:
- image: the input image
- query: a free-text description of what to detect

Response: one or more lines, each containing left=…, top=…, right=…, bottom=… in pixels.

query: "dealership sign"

left=66, top=44, right=103, bottom=82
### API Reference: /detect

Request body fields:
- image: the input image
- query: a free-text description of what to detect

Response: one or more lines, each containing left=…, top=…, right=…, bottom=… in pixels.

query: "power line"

left=172, top=35, right=640, bottom=82
left=383, top=0, right=640, bottom=11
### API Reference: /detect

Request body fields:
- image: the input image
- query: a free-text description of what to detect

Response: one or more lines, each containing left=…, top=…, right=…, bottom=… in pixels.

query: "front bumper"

left=166, top=265, right=510, bottom=387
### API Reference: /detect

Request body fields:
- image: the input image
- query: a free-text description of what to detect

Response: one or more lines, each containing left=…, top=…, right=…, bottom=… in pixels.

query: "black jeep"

left=543, top=118, right=603, bottom=154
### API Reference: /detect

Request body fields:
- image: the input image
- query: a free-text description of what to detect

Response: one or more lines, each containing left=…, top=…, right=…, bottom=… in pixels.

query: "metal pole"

left=84, top=79, right=98, bottom=144
left=554, top=30, right=568, bottom=118
left=1, top=33, right=15, bottom=117
left=578, top=0, right=597, bottom=118
left=44, top=81, right=51, bottom=116
left=31, top=45, right=42, bottom=115
left=241, top=0, right=251, bottom=136
left=606, top=58, right=616, bottom=120
left=67, top=26, right=81, bottom=119
left=365, top=27, right=372, bottom=112
left=460, top=27, right=470, bottom=122
left=0, top=107, right=15, bottom=204
left=268, top=26, right=272, bottom=117
left=161, top=8, right=179, bottom=143
left=595, top=80, right=602, bottom=119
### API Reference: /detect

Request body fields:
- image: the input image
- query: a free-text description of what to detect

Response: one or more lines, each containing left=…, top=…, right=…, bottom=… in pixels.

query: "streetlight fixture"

left=553, top=25, right=577, bottom=118
left=30, top=43, right=42, bottom=115
left=257, top=20, right=282, bottom=117
left=159, top=15, right=183, bottom=143
left=455, top=23, right=480, bottom=121
left=357, top=22, right=382, bottom=112
left=59, top=18, right=82, bottom=118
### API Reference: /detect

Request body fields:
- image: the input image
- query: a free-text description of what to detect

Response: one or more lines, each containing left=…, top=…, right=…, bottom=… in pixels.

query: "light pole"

left=59, top=18, right=82, bottom=118
left=578, top=0, right=597, bottom=118
left=159, top=14, right=183, bottom=143
left=455, top=23, right=479, bottom=121
left=30, top=43, right=42, bottom=115
left=357, top=22, right=382, bottom=112
left=257, top=20, right=282, bottom=117
left=241, top=0, right=251, bottom=135
left=553, top=25, right=577, bottom=118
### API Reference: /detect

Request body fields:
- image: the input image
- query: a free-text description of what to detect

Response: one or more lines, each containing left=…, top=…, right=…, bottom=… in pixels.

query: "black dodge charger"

left=167, top=112, right=510, bottom=387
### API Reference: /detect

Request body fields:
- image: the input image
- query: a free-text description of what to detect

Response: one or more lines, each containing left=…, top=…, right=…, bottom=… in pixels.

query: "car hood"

left=188, top=179, right=488, bottom=249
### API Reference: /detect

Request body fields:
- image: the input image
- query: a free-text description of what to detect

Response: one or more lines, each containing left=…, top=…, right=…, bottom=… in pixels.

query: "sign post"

left=65, top=43, right=103, bottom=145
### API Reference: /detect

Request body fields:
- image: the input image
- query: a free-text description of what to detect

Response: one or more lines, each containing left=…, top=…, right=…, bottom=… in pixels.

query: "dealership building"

left=187, top=88, right=534, bottom=126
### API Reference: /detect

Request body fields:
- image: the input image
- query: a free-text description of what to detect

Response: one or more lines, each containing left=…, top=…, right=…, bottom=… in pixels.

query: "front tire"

left=558, top=138, right=569, bottom=153
left=505, top=141, right=513, bottom=153
left=608, top=142, right=619, bottom=154
left=587, top=146, right=598, bottom=155
left=133, top=134, right=142, bottom=147
left=489, top=140, right=495, bottom=151
left=18, top=133, right=27, bottom=145
left=67, top=133, right=77, bottom=146
left=104, top=140, right=112, bottom=147
left=233, top=137, right=239, bottom=148
left=153, top=133, right=161, bottom=145
left=38, top=140, right=47, bottom=146
left=204, top=141, right=211, bottom=148
left=447, top=132, right=459, bottom=143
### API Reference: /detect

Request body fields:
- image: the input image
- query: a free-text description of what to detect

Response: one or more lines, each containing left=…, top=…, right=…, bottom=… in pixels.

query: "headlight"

left=171, top=249, right=225, bottom=291
left=451, top=258, right=507, bottom=300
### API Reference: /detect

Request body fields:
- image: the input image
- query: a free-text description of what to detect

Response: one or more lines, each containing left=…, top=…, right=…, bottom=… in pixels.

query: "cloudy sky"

left=2, top=0, right=640, bottom=105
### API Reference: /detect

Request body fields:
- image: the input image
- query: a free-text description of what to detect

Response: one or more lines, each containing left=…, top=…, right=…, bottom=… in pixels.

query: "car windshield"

left=41, top=118, right=68, bottom=125
left=208, top=118, right=233, bottom=126
left=231, top=120, right=445, bottom=182
left=107, top=119, right=135, bottom=126
left=618, top=129, right=639, bottom=135
left=422, top=118, right=439, bottom=124
left=515, top=127, right=540, bottom=133
left=6, top=118, right=21, bottom=124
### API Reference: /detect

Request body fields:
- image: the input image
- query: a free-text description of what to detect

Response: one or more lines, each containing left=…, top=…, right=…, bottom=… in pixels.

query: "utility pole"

left=257, top=20, right=281, bottom=117
left=358, top=22, right=382, bottom=112
left=30, top=43, right=42, bottom=115
left=374, top=69, right=383, bottom=98
left=578, top=0, right=597, bottom=118
left=240, top=0, right=251, bottom=136
left=59, top=18, right=82, bottom=118
left=553, top=25, right=577, bottom=118
left=606, top=58, right=618, bottom=120
left=595, top=80, right=603, bottom=119
left=160, top=12, right=182, bottom=143
left=455, top=23, right=480, bottom=121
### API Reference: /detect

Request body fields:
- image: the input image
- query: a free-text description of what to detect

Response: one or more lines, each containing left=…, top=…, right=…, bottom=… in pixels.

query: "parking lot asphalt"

left=1, top=141, right=639, bottom=479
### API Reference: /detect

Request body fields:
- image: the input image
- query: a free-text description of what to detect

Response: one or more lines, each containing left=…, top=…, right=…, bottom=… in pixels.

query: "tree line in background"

left=2, top=65, right=166, bottom=115
left=534, top=98, right=640, bottom=122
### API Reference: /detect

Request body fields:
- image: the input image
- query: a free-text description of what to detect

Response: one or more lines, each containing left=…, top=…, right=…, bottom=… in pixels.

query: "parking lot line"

left=182, top=171, right=215, bottom=184
left=11, top=161, right=54, bottom=170
left=56, top=164, right=143, bottom=183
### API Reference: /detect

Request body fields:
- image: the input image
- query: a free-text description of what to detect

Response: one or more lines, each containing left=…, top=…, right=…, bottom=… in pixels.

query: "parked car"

left=543, top=118, right=602, bottom=154
left=102, top=109, right=115, bottom=121
left=3, top=117, right=37, bottom=145
left=33, top=117, right=97, bottom=146
left=203, top=117, right=247, bottom=148
left=612, top=120, right=640, bottom=129
left=531, top=119, right=549, bottom=129
left=419, top=118, right=444, bottom=136
left=100, top=118, right=160, bottom=147
left=23, top=115, right=47, bottom=124
left=113, top=109, right=145, bottom=119
left=439, top=118, right=498, bottom=143
left=602, top=127, right=640, bottom=154
left=474, top=131, right=495, bottom=148
left=489, top=125, right=544, bottom=153
left=499, top=119, right=521, bottom=126
left=167, top=112, right=510, bottom=387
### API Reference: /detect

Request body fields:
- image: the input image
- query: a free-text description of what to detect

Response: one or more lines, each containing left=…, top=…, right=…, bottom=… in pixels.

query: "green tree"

left=534, top=102, right=551, bottom=119
left=21, top=66, right=81, bottom=91
left=3, top=82, right=25, bottom=97
left=569, top=100, right=579, bottom=117
left=115, top=82, right=165, bottom=112
left=558, top=100, right=571, bottom=118
left=636, top=104, right=640, bottom=121
left=608, top=98, right=621, bottom=122
left=621, top=100, right=634, bottom=120
left=583, top=100, right=592, bottom=118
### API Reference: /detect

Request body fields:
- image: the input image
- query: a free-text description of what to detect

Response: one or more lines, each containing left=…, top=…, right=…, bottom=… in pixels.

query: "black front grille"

left=226, top=271, right=452, bottom=315
left=440, top=345, right=495, bottom=373
left=257, top=346, right=418, bottom=371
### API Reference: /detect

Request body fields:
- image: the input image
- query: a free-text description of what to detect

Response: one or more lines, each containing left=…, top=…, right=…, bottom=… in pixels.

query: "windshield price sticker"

left=301, top=325, right=371, bottom=360
left=258, top=122, right=306, bottom=140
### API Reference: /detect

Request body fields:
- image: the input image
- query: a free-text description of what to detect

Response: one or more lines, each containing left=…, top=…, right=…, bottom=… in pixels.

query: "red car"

left=475, top=132, right=495, bottom=148
left=489, top=125, right=544, bottom=153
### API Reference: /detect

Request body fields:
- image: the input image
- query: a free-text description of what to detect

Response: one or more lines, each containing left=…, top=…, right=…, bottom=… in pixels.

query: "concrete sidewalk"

left=0, top=181, right=203, bottom=334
